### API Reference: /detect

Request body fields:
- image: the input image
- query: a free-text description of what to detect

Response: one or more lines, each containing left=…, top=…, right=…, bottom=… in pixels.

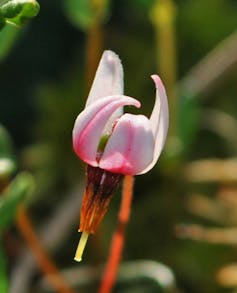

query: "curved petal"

left=86, top=50, right=124, bottom=107
left=99, top=114, right=155, bottom=175
left=73, top=96, right=141, bottom=167
left=138, top=75, right=169, bottom=174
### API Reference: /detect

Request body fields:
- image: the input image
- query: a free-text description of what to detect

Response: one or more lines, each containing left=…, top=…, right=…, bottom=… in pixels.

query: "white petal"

left=138, top=75, right=169, bottom=174
left=86, top=50, right=124, bottom=106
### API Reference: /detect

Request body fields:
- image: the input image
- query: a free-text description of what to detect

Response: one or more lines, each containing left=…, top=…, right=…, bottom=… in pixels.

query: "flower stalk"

left=17, top=205, right=76, bottom=293
left=98, top=175, right=134, bottom=293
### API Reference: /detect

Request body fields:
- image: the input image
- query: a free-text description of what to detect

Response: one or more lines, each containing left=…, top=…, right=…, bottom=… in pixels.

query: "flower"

left=73, top=50, right=169, bottom=175
left=72, top=50, right=169, bottom=261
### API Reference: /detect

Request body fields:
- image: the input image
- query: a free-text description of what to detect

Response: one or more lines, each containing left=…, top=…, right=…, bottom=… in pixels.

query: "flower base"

left=80, top=165, right=123, bottom=233
left=74, top=165, right=122, bottom=261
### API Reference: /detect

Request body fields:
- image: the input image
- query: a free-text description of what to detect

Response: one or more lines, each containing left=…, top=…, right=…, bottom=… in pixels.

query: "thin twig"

left=176, top=224, right=237, bottom=245
left=183, top=159, right=237, bottom=183
left=10, top=184, right=82, bottom=293
left=98, top=175, right=134, bottom=293
left=16, top=205, right=76, bottom=293
left=179, top=30, right=237, bottom=98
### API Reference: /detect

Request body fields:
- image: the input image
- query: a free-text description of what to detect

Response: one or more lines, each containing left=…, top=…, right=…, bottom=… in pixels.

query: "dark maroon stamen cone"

left=79, top=165, right=123, bottom=234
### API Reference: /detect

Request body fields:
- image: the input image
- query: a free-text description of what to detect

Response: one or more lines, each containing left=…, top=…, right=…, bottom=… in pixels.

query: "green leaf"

left=0, top=0, right=40, bottom=27
left=64, top=0, right=109, bottom=31
left=0, top=1, right=39, bottom=60
left=0, top=124, right=15, bottom=159
left=0, top=11, right=6, bottom=29
left=0, top=172, right=34, bottom=232
left=0, top=242, right=8, bottom=293
left=0, top=22, right=20, bottom=61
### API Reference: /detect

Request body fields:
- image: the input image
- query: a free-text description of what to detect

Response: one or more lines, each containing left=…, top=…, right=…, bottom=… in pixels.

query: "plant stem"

left=98, top=175, right=134, bottom=293
left=85, top=0, right=108, bottom=88
left=86, top=23, right=103, bottom=92
left=16, top=205, right=76, bottom=293
left=150, top=0, right=177, bottom=137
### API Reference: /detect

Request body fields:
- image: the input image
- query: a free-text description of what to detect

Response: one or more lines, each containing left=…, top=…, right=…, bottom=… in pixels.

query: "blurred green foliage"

left=0, top=23, right=19, bottom=61
left=177, top=0, right=237, bottom=74
left=177, top=94, right=200, bottom=157
left=0, top=3, right=38, bottom=292
left=0, top=124, right=34, bottom=292
left=0, top=124, right=14, bottom=158
left=0, top=242, right=8, bottom=293
left=0, top=172, right=34, bottom=232
left=0, top=0, right=39, bottom=230
left=0, top=125, right=34, bottom=293
left=64, top=0, right=109, bottom=31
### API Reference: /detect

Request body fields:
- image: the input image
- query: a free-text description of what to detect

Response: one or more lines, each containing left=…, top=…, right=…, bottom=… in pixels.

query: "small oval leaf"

left=0, top=172, right=34, bottom=232
left=0, top=0, right=40, bottom=27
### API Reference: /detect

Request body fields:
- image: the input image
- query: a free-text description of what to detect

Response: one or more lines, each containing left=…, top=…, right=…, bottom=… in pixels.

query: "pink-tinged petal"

left=86, top=50, right=124, bottom=107
left=99, top=114, right=155, bottom=175
left=86, top=50, right=124, bottom=133
left=138, top=75, right=169, bottom=174
left=73, top=96, right=141, bottom=167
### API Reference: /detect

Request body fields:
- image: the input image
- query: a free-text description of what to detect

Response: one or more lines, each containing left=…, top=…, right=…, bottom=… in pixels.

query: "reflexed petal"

left=73, top=96, right=141, bottom=167
left=99, top=114, right=155, bottom=175
left=86, top=50, right=124, bottom=107
left=138, top=75, right=169, bottom=174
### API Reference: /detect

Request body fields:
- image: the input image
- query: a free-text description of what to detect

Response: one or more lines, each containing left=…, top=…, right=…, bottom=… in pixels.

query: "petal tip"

left=86, top=50, right=124, bottom=106
left=133, top=99, right=141, bottom=109
left=151, top=74, right=163, bottom=88
left=103, top=50, right=121, bottom=67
